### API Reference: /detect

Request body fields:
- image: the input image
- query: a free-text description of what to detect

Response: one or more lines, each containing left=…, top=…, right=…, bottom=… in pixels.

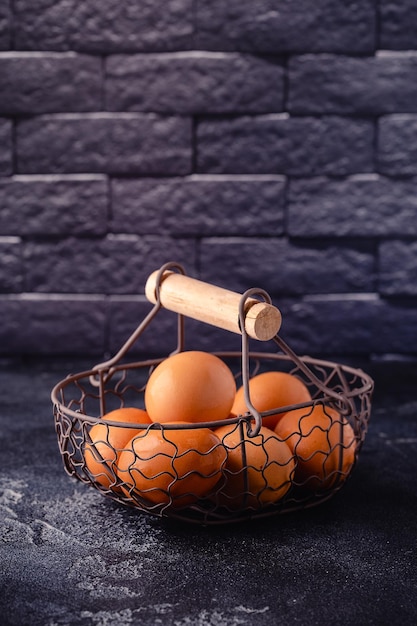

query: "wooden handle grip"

left=145, top=270, right=281, bottom=341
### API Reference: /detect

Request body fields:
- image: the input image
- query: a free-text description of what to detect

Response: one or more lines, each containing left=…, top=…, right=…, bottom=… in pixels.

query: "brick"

left=380, top=0, right=417, bottom=50
left=0, top=118, right=12, bottom=175
left=0, top=2, right=10, bottom=49
left=106, top=52, right=284, bottom=114
left=108, top=296, right=247, bottom=355
left=289, top=52, right=417, bottom=114
left=23, top=236, right=196, bottom=294
left=379, top=241, right=417, bottom=296
left=111, top=175, right=285, bottom=236
left=13, top=0, right=193, bottom=52
left=0, top=175, right=108, bottom=236
left=280, top=295, right=417, bottom=357
left=378, top=115, right=417, bottom=176
left=277, top=295, right=380, bottom=356
left=0, top=52, right=102, bottom=114
left=199, top=238, right=375, bottom=297
left=0, top=238, right=23, bottom=293
left=0, top=294, right=106, bottom=355
left=13, top=0, right=73, bottom=50
left=108, top=297, right=179, bottom=356
left=284, top=295, right=417, bottom=356
left=16, top=114, right=192, bottom=175
left=179, top=319, right=251, bottom=353
left=288, top=175, right=417, bottom=237
left=375, top=298, right=417, bottom=354
left=162, top=294, right=392, bottom=357
left=195, top=0, right=376, bottom=53
left=197, top=115, right=374, bottom=175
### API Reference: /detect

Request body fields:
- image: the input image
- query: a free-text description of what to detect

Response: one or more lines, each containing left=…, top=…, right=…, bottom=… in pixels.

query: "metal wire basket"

left=51, top=262, right=374, bottom=525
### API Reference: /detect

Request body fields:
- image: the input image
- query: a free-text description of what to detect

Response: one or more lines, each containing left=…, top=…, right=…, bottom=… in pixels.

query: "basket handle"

left=145, top=268, right=282, bottom=341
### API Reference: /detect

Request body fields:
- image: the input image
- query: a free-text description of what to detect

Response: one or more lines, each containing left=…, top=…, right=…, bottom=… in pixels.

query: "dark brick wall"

left=1, top=0, right=417, bottom=360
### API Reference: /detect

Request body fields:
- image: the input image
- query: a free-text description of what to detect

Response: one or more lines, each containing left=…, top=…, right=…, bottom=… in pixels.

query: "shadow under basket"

left=51, top=263, right=374, bottom=525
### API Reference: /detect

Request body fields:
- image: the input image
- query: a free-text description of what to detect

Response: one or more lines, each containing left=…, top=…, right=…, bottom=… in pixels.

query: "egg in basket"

left=51, top=262, right=374, bottom=525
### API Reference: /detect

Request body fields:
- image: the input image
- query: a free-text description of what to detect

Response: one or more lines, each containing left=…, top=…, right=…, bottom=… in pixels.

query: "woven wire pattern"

left=52, top=352, right=373, bottom=525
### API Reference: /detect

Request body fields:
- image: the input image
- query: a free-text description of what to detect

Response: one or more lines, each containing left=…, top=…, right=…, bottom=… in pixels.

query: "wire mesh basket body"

left=51, top=263, right=374, bottom=525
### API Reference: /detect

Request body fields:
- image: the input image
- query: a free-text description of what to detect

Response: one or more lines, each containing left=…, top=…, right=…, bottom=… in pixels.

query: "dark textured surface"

left=1, top=357, right=417, bottom=625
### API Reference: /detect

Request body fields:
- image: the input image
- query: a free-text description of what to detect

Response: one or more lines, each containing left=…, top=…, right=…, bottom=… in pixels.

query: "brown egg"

left=117, top=424, right=226, bottom=507
left=83, top=407, right=151, bottom=489
left=144, top=351, right=236, bottom=424
left=274, top=404, right=357, bottom=491
left=213, top=423, right=295, bottom=510
left=232, top=371, right=312, bottom=430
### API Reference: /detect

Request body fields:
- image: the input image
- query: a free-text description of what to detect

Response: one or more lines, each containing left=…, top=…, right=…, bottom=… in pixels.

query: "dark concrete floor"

left=1, top=357, right=416, bottom=625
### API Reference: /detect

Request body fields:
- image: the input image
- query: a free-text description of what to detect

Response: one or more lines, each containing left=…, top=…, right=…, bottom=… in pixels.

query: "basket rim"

left=51, top=350, right=374, bottom=427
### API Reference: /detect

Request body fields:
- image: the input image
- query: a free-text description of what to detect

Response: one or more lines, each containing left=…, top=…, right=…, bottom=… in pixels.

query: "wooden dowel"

left=145, top=270, right=281, bottom=341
